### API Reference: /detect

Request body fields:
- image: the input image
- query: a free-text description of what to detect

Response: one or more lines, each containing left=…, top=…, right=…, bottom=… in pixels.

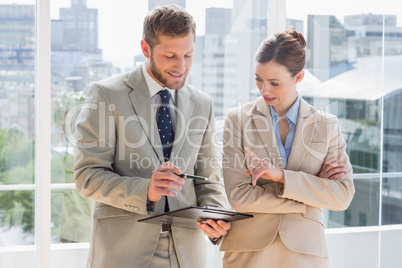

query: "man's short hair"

left=143, top=4, right=196, bottom=48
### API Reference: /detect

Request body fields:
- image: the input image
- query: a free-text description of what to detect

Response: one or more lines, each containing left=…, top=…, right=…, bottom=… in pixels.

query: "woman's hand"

left=317, top=158, right=346, bottom=180
left=244, top=147, right=285, bottom=186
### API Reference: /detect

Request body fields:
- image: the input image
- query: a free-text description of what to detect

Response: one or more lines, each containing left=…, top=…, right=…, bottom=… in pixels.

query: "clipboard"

left=138, top=206, right=253, bottom=228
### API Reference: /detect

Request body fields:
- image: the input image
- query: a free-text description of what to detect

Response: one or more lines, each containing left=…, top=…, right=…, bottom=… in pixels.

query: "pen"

left=174, top=173, right=208, bottom=181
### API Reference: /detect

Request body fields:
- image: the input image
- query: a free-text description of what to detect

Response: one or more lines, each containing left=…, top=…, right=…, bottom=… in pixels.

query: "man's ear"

left=140, top=39, right=151, bottom=59
left=295, top=70, right=305, bottom=84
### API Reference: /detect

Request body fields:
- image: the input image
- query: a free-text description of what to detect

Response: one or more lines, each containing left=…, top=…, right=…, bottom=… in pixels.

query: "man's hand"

left=244, top=147, right=284, bottom=186
left=317, top=158, right=346, bottom=180
left=147, top=162, right=185, bottom=202
left=197, top=219, right=231, bottom=238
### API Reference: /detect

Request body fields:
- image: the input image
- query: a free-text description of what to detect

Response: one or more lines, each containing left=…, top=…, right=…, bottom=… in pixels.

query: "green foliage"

left=0, top=190, right=34, bottom=234
left=52, top=90, right=85, bottom=139
left=51, top=190, right=91, bottom=243
left=51, top=154, right=75, bottom=183
left=0, top=90, right=90, bottom=243
left=0, top=126, right=35, bottom=236
left=0, top=127, right=34, bottom=179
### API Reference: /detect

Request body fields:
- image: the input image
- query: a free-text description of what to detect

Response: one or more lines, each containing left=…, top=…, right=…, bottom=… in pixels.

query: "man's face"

left=145, top=33, right=194, bottom=89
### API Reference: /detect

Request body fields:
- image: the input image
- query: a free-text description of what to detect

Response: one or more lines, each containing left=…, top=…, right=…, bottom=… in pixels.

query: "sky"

left=4, top=0, right=402, bottom=70
left=84, top=0, right=233, bottom=70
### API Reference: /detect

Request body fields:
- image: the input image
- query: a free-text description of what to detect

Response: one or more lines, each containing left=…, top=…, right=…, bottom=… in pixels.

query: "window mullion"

left=35, top=0, right=51, bottom=267
left=268, top=0, right=287, bottom=35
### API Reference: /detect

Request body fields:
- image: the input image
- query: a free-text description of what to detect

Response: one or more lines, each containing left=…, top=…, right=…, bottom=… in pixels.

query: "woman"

left=220, top=28, right=355, bottom=268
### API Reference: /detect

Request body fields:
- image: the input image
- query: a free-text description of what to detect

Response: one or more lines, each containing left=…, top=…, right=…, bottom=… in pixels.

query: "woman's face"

left=255, top=61, right=304, bottom=114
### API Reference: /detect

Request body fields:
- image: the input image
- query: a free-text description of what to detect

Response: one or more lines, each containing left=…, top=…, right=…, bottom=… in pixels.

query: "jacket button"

left=132, top=206, right=139, bottom=212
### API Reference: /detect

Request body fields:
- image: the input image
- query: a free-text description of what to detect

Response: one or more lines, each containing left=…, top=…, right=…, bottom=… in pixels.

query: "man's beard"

left=150, top=54, right=187, bottom=89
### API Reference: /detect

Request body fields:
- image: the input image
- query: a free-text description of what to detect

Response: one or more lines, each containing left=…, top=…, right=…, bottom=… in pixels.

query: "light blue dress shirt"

left=269, top=95, right=300, bottom=169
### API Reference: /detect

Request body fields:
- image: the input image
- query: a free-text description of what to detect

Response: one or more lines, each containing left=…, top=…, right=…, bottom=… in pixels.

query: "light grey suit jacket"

left=220, top=97, right=355, bottom=265
left=74, top=65, right=228, bottom=268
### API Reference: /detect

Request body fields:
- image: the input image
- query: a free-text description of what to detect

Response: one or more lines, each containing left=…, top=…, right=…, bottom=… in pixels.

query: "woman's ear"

left=140, top=39, right=151, bottom=59
left=295, top=70, right=305, bottom=84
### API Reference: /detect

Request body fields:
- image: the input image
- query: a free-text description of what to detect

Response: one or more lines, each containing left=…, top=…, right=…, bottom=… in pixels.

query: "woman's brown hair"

left=255, top=27, right=306, bottom=77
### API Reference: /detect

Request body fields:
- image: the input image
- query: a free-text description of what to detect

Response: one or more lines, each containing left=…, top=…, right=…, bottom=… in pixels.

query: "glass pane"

left=382, top=0, right=402, bottom=227
left=382, top=176, right=402, bottom=225
left=51, top=189, right=91, bottom=243
left=0, top=1, right=35, bottom=248
left=287, top=0, right=402, bottom=267
left=381, top=0, right=402, bottom=265
left=50, top=0, right=99, bottom=247
left=286, top=0, right=386, bottom=230
left=0, top=3, right=35, bottom=183
left=0, top=190, right=35, bottom=246
left=327, top=178, right=380, bottom=228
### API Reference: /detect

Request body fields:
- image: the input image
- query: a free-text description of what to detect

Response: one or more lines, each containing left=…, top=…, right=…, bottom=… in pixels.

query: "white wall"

left=1, top=229, right=401, bottom=268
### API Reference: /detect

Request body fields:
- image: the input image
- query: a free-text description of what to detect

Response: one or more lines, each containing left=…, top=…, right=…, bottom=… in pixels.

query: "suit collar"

left=286, top=98, right=316, bottom=170
left=127, top=67, right=163, bottom=162
left=251, top=96, right=316, bottom=170
left=170, top=84, right=194, bottom=160
left=255, top=96, right=270, bottom=117
left=251, top=97, right=281, bottom=166
left=269, top=95, right=300, bottom=126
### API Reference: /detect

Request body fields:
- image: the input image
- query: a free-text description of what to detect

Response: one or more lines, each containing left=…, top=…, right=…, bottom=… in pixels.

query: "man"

left=74, top=4, right=230, bottom=268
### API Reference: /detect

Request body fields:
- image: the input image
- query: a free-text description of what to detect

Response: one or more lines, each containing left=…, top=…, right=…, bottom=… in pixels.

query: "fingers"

left=148, top=162, right=185, bottom=202
left=251, top=167, right=266, bottom=187
left=327, top=172, right=346, bottom=180
left=156, top=161, right=182, bottom=176
left=153, top=162, right=185, bottom=184
left=153, top=179, right=183, bottom=191
left=244, top=147, right=258, bottom=159
left=323, top=158, right=345, bottom=170
left=325, top=157, right=338, bottom=165
left=318, top=157, right=346, bottom=179
left=318, top=158, right=347, bottom=180
left=197, top=219, right=231, bottom=238
left=319, top=158, right=338, bottom=175
left=151, top=186, right=180, bottom=198
left=247, top=157, right=271, bottom=186
left=244, top=148, right=284, bottom=184
left=152, top=171, right=185, bottom=186
left=326, top=167, right=347, bottom=180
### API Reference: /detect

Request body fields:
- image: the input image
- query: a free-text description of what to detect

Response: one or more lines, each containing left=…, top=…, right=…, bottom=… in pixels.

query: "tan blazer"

left=220, top=96, right=355, bottom=258
left=74, top=65, right=228, bottom=268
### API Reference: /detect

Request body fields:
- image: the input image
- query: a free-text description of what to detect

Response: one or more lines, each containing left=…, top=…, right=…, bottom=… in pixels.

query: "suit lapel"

left=252, top=97, right=282, bottom=165
left=286, top=98, right=315, bottom=171
left=170, top=86, right=194, bottom=159
left=126, top=67, right=164, bottom=162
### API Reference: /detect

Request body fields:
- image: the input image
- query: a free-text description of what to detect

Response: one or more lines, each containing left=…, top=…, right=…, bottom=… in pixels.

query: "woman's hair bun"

left=286, top=26, right=306, bottom=48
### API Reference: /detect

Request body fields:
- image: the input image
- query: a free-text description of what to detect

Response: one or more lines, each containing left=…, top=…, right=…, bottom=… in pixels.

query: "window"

left=287, top=0, right=402, bottom=266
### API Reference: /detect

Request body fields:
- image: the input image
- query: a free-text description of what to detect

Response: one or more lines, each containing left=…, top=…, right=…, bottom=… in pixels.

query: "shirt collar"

left=269, top=95, right=300, bottom=125
left=142, top=62, right=176, bottom=102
